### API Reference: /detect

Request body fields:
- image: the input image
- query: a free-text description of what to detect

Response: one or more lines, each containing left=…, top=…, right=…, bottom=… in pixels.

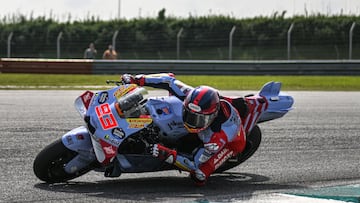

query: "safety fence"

left=1, top=16, right=359, bottom=60
left=1, top=58, right=360, bottom=75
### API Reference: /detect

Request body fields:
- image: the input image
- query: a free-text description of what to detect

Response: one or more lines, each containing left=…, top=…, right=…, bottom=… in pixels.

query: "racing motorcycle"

left=33, top=80, right=294, bottom=183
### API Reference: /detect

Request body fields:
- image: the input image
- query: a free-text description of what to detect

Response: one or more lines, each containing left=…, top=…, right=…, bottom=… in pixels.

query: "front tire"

left=33, top=139, right=95, bottom=183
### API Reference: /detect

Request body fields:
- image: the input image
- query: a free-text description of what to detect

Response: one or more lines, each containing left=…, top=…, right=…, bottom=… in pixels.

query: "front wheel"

left=33, top=139, right=95, bottom=183
left=215, top=125, right=262, bottom=173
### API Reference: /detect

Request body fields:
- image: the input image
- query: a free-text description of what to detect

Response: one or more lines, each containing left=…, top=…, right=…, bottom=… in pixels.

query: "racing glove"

left=121, top=74, right=145, bottom=86
left=150, top=144, right=177, bottom=164
left=121, top=74, right=135, bottom=84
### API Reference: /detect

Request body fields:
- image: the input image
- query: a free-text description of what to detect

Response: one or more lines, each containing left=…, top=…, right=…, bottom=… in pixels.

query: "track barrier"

left=1, top=58, right=360, bottom=75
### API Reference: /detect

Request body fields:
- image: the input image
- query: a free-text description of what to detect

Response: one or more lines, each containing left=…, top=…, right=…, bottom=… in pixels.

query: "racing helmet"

left=183, top=86, right=220, bottom=133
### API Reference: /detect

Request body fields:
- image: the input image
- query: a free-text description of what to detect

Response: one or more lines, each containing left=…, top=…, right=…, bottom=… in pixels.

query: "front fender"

left=61, top=126, right=97, bottom=174
left=61, top=126, right=93, bottom=153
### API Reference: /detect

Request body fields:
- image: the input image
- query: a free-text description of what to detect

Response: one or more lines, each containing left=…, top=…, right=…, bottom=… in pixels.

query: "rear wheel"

left=215, top=125, right=262, bottom=173
left=33, top=139, right=95, bottom=183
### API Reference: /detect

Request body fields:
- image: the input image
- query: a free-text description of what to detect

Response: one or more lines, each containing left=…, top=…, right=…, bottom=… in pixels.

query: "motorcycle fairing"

left=74, top=91, right=94, bottom=118
left=105, top=96, right=189, bottom=172
left=146, top=96, right=188, bottom=143
left=86, top=85, right=153, bottom=164
left=88, top=86, right=151, bottom=144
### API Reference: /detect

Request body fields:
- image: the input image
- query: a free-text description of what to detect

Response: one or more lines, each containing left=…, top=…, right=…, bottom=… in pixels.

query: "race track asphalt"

left=0, top=90, right=359, bottom=202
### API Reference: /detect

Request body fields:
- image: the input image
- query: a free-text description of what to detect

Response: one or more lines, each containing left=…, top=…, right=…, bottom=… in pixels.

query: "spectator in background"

left=84, top=43, right=97, bottom=59
left=102, top=45, right=117, bottom=60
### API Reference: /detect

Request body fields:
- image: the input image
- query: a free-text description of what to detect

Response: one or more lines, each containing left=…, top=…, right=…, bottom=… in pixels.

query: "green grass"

left=0, top=73, right=359, bottom=91
left=176, top=75, right=360, bottom=91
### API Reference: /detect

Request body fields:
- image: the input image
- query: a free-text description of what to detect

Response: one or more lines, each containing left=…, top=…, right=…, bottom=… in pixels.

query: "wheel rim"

left=47, top=151, right=76, bottom=180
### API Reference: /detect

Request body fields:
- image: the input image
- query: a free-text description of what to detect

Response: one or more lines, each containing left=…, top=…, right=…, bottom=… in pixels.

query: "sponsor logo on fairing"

left=162, top=107, right=171, bottom=115
left=80, top=91, right=94, bottom=109
left=103, top=145, right=116, bottom=155
left=66, top=136, right=73, bottom=145
left=98, top=92, right=109, bottom=104
left=76, top=134, right=85, bottom=140
left=167, top=120, right=184, bottom=130
left=113, top=84, right=137, bottom=99
left=104, top=134, right=121, bottom=145
left=112, top=128, right=125, bottom=139
left=82, top=92, right=93, bottom=103
left=126, top=118, right=152, bottom=128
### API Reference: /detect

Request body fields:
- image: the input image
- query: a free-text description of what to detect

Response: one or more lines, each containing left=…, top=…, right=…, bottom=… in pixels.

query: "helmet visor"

left=183, top=109, right=216, bottom=130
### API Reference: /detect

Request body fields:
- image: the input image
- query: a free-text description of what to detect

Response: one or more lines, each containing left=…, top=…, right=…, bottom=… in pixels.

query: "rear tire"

left=33, top=139, right=95, bottom=183
left=215, top=125, right=262, bottom=173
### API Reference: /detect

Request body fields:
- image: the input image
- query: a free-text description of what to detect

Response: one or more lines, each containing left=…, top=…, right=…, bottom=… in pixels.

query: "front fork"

left=61, top=126, right=97, bottom=174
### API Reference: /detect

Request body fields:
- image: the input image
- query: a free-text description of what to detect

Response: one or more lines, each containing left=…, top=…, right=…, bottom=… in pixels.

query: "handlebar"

left=106, top=80, right=123, bottom=86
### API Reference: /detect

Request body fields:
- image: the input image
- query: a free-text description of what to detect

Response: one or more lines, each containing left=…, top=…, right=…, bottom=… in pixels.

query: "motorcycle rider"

left=121, top=73, right=248, bottom=185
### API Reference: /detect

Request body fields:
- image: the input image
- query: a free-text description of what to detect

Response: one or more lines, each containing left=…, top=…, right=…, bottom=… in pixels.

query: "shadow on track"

left=34, top=172, right=305, bottom=202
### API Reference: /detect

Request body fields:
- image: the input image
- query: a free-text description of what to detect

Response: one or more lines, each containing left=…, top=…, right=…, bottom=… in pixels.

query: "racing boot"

left=190, top=169, right=207, bottom=186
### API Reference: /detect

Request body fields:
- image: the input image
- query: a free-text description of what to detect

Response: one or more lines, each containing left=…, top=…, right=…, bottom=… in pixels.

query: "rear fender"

left=258, top=82, right=294, bottom=122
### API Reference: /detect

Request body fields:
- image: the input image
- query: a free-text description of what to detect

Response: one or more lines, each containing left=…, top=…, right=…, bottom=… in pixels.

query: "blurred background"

left=0, top=0, right=359, bottom=60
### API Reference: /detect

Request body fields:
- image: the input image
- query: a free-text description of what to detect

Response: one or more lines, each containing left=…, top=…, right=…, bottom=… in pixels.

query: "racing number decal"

left=95, top=103, right=118, bottom=130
